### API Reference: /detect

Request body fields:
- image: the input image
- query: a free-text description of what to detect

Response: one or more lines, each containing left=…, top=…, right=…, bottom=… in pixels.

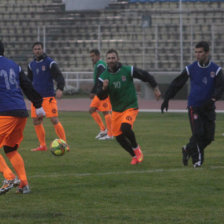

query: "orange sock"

left=104, top=113, right=112, bottom=136
left=6, top=151, right=28, bottom=187
left=91, top=112, right=105, bottom=131
left=0, top=154, right=15, bottom=180
left=34, top=124, right=46, bottom=146
left=54, top=122, right=66, bottom=141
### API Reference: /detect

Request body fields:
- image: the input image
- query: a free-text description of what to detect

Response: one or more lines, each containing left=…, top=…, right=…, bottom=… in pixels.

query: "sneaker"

left=98, top=135, right=113, bottom=140
left=130, top=157, right=139, bottom=165
left=95, top=129, right=107, bottom=139
left=182, top=146, right=189, bottom=166
left=0, top=177, right=20, bottom=195
left=16, top=185, right=31, bottom=194
left=133, top=146, right=143, bottom=163
left=31, top=145, right=47, bottom=152
left=193, top=161, right=201, bottom=168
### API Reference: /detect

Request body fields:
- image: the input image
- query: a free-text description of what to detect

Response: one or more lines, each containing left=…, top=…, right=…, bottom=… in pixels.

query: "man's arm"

left=96, top=78, right=108, bottom=100
left=212, top=69, right=224, bottom=100
left=161, top=69, right=188, bottom=113
left=19, top=70, right=43, bottom=108
left=50, top=63, right=65, bottom=91
left=133, top=67, right=161, bottom=100
left=91, top=64, right=106, bottom=94
left=133, top=67, right=157, bottom=88
left=27, top=65, right=33, bottom=81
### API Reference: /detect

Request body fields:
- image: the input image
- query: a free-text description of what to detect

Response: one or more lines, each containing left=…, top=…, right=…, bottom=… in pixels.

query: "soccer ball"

left=50, top=139, right=68, bottom=156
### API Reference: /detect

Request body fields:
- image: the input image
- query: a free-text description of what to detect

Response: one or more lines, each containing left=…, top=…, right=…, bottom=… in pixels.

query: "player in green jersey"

left=97, top=49, right=161, bottom=165
left=89, top=49, right=112, bottom=140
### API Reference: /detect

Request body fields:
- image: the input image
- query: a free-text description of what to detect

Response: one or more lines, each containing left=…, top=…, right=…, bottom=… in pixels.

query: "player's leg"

left=2, top=117, right=30, bottom=194
left=112, top=110, right=142, bottom=164
left=50, top=117, right=67, bottom=142
left=31, top=100, right=47, bottom=151
left=197, top=110, right=215, bottom=165
left=90, top=96, right=106, bottom=138
left=120, top=122, right=143, bottom=163
left=32, top=117, right=47, bottom=151
left=0, top=117, right=20, bottom=194
left=185, top=107, right=204, bottom=167
left=98, top=97, right=112, bottom=139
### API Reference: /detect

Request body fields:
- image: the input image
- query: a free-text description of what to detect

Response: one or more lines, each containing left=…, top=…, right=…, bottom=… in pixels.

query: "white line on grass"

left=139, top=109, right=224, bottom=113
left=30, top=165, right=224, bottom=179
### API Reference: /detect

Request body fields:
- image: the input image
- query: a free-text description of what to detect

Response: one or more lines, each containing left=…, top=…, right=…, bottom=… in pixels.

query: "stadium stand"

left=0, top=0, right=224, bottom=75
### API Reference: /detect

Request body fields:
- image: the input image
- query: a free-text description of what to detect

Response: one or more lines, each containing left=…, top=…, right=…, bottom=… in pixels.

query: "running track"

left=25, top=98, right=224, bottom=112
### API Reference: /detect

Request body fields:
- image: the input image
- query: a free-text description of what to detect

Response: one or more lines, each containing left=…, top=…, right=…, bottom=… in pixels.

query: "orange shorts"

left=90, top=95, right=111, bottom=112
left=0, top=116, right=27, bottom=148
left=31, top=97, right=58, bottom=118
left=111, top=108, right=139, bottom=137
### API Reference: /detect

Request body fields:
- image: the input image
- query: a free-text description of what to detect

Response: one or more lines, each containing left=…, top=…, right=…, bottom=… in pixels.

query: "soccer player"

left=0, top=40, right=45, bottom=194
left=89, top=49, right=112, bottom=140
left=97, top=49, right=161, bottom=165
left=27, top=41, right=68, bottom=151
left=161, top=41, right=224, bottom=168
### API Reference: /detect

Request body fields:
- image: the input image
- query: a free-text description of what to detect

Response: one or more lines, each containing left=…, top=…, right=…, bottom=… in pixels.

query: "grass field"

left=0, top=111, right=224, bottom=224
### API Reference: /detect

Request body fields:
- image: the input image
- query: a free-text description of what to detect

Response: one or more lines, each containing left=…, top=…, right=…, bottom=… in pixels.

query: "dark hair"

left=195, top=41, right=209, bottom=52
left=90, top=49, right=100, bottom=56
left=0, top=40, right=4, bottom=56
left=106, top=49, right=119, bottom=58
left=32, top=41, right=43, bottom=49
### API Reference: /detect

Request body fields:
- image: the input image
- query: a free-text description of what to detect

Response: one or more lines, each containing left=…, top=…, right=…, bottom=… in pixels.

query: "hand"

left=56, top=89, right=63, bottom=99
left=103, top=79, right=109, bottom=90
left=36, top=107, right=46, bottom=118
left=89, top=93, right=95, bottom=99
left=202, top=98, right=215, bottom=110
left=153, top=86, right=161, bottom=101
left=161, top=100, right=169, bottom=113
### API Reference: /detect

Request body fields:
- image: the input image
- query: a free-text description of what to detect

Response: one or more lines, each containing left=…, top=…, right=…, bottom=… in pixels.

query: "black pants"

left=186, top=106, right=215, bottom=165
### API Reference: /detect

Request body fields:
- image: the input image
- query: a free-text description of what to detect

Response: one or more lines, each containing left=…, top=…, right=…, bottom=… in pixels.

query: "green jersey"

left=93, top=60, right=107, bottom=85
left=100, top=65, right=138, bottom=112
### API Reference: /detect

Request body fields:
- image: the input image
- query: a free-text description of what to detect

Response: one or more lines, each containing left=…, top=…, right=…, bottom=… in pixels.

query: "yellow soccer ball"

left=50, top=139, right=68, bottom=156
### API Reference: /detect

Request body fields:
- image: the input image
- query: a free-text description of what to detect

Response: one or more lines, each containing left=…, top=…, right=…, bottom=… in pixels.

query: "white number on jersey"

left=0, top=69, right=19, bottom=90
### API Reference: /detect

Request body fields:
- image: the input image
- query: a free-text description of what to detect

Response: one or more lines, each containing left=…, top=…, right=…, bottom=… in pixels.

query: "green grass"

left=0, top=112, right=224, bottom=224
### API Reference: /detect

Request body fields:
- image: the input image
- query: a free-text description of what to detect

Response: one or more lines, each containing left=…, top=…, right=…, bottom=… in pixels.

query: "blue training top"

left=0, top=56, right=27, bottom=112
left=186, top=61, right=221, bottom=107
left=29, top=56, right=56, bottom=97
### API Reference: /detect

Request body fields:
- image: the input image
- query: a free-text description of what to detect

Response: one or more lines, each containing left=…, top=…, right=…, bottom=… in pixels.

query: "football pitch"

left=0, top=111, right=224, bottom=224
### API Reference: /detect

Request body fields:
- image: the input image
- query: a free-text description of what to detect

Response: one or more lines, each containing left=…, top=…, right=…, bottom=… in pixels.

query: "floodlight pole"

left=179, top=0, right=183, bottom=70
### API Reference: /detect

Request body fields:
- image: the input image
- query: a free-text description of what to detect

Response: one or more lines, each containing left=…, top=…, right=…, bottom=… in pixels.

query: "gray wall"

left=63, top=0, right=112, bottom=10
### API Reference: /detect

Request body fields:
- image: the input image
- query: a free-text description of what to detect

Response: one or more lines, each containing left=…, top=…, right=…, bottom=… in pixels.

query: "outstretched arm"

left=161, top=69, right=188, bottom=113
left=133, top=67, right=161, bottom=100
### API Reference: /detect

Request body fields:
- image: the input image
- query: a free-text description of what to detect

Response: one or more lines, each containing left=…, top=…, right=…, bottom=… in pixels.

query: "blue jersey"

left=0, top=56, right=27, bottom=112
left=186, top=61, right=221, bottom=107
left=29, top=56, right=56, bottom=97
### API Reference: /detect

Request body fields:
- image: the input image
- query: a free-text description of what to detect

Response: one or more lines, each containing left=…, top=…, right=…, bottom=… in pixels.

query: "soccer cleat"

left=182, top=146, right=189, bottom=166
left=98, top=135, right=113, bottom=140
left=0, top=177, right=21, bottom=195
left=31, top=145, right=47, bottom=152
left=130, top=157, right=139, bottom=165
left=193, top=161, right=201, bottom=168
left=95, top=129, right=107, bottom=139
left=16, top=185, right=31, bottom=194
left=133, top=146, right=143, bottom=163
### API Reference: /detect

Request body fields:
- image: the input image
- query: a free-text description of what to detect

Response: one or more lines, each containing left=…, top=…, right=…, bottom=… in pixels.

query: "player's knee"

left=103, top=111, right=110, bottom=116
left=51, top=117, right=59, bottom=125
left=89, top=107, right=96, bottom=114
left=120, top=123, right=131, bottom=134
left=3, top=145, right=18, bottom=154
